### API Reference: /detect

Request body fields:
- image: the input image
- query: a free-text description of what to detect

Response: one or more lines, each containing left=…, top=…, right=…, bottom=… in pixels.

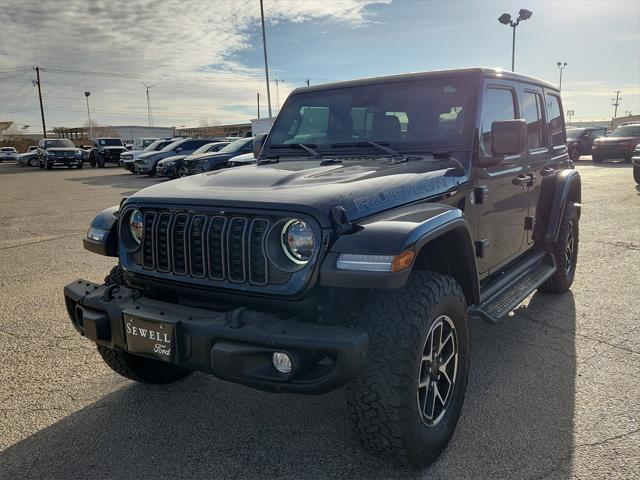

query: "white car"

left=118, top=137, right=159, bottom=165
left=0, top=147, right=18, bottom=162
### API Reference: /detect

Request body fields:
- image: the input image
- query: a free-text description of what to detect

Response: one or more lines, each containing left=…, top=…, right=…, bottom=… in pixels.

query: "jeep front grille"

left=136, top=209, right=281, bottom=286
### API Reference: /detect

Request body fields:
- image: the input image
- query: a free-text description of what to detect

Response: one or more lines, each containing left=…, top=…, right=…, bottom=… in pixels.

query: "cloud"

left=0, top=0, right=389, bottom=129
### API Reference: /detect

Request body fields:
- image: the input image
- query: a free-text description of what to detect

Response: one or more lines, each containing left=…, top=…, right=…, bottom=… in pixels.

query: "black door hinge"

left=524, top=216, right=535, bottom=231
left=471, top=186, right=489, bottom=205
left=475, top=239, right=490, bottom=258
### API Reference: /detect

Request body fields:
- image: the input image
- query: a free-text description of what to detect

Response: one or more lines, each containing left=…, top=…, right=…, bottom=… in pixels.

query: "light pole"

left=260, top=0, right=273, bottom=119
left=557, top=62, right=567, bottom=90
left=498, top=9, right=533, bottom=72
left=84, top=91, right=93, bottom=140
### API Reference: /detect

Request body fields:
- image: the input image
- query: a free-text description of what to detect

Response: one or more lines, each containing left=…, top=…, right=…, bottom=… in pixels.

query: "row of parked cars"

left=566, top=122, right=640, bottom=163
left=119, top=136, right=256, bottom=178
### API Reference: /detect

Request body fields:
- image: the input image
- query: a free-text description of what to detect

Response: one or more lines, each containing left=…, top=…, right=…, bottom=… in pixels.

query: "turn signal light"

left=391, top=251, right=415, bottom=272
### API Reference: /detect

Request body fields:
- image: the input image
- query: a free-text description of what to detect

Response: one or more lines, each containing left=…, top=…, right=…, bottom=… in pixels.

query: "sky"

left=0, top=0, right=638, bottom=133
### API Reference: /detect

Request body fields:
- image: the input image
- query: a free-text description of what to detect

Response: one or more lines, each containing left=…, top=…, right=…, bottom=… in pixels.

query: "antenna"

left=142, top=82, right=155, bottom=126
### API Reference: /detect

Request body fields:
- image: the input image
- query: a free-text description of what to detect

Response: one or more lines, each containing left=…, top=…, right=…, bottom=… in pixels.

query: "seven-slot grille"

left=137, top=209, right=271, bottom=286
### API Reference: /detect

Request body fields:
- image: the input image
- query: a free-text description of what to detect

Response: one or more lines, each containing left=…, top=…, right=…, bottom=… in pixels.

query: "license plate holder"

left=124, top=314, right=175, bottom=362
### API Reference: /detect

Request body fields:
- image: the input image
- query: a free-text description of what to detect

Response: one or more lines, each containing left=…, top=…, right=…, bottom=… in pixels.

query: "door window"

left=545, top=93, right=565, bottom=146
left=522, top=92, right=546, bottom=149
left=480, top=87, right=516, bottom=155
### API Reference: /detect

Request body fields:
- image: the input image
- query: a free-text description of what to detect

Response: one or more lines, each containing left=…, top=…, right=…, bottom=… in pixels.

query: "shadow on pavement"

left=65, top=172, right=160, bottom=190
left=0, top=291, right=576, bottom=480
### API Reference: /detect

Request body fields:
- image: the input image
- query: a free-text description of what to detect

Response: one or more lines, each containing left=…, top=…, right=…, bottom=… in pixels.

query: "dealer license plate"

left=124, top=314, right=175, bottom=362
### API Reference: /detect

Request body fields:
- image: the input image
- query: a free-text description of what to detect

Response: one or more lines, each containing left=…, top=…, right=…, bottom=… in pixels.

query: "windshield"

left=159, top=139, right=186, bottom=152
left=142, top=139, right=156, bottom=148
left=219, top=138, right=253, bottom=153
left=266, top=77, right=476, bottom=155
left=1, top=147, right=16, bottom=151
left=143, top=139, right=170, bottom=152
left=566, top=128, right=585, bottom=139
left=609, top=125, right=640, bottom=137
left=192, top=143, right=217, bottom=155
left=97, top=138, right=123, bottom=146
left=44, top=139, right=75, bottom=148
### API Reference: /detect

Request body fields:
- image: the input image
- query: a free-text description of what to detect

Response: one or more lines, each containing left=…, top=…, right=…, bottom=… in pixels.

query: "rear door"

left=519, top=85, right=553, bottom=245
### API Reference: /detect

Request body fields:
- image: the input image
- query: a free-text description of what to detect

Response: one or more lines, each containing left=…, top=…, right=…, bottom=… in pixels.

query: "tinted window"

left=219, top=138, right=253, bottom=153
left=566, top=128, right=585, bottom=140
left=610, top=126, right=640, bottom=137
left=267, top=77, right=476, bottom=154
left=97, top=139, right=123, bottom=146
left=546, top=93, right=565, bottom=146
left=480, top=87, right=516, bottom=155
left=521, top=92, right=545, bottom=149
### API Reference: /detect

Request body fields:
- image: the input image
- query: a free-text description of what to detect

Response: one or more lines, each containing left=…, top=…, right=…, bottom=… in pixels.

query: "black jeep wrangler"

left=89, top=137, right=128, bottom=167
left=64, top=68, right=579, bottom=468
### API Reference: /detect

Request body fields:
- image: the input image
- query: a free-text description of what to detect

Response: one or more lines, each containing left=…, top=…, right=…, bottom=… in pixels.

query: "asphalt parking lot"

left=0, top=161, right=638, bottom=479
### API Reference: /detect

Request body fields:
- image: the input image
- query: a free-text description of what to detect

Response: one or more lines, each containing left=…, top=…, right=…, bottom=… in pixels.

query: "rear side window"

left=521, top=91, right=545, bottom=149
left=480, top=87, right=516, bottom=155
left=546, top=93, right=565, bottom=146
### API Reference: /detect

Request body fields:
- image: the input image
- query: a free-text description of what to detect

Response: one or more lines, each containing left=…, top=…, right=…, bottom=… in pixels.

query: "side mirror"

left=491, top=119, right=526, bottom=156
left=253, top=133, right=267, bottom=159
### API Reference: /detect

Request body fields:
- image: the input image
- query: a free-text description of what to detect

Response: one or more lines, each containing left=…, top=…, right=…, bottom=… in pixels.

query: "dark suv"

left=64, top=68, right=579, bottom=468
left=591, top=123, right=640, bottom=163
left=37, top=138, right=83, bottom=169
left=89, top=138, right=128, bottom=167
left=134, top=137, right=218, bottom=175
left=566, top=126, right=607, bottom=160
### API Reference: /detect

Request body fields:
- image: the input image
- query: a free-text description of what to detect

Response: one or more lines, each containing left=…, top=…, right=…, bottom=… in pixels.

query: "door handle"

left=512, top=174, right=529, bottom=186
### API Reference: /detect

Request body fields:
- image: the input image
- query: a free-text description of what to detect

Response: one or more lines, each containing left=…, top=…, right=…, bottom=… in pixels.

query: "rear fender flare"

left=540, top=169, right=581, bottom=243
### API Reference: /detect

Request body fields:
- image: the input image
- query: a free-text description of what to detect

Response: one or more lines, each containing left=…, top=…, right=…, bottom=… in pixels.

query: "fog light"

left=272, top=352, right=292, bottom=373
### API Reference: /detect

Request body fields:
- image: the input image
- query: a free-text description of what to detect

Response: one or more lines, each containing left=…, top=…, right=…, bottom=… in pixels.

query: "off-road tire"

left=539, top=203, right=579, bottom=294
left=46, top=161, right=52, bottom=170
left=97, top=265, right=192, bottom=384
left=348, top=272, right=470, bottom=468
left=39, top=160, right=44, bottom=169
left=633, top=165, right=640, bottom=184
left=89, top=153, right=96, bottom=167
left=77, top=162, right=83, bottom=169
left=98, top=156, right=105, bottom=168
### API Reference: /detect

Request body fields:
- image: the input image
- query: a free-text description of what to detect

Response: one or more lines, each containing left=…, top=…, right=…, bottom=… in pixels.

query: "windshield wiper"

left=331, top=141, right=401, bottom=157
left=270, top=143, right=322, bottom=158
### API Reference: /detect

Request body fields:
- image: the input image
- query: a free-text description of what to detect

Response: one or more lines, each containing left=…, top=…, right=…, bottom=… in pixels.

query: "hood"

left=158, top=154, right=187, bottom=164
left=99, top=146, right=126, bottom=151
left=183, top=151, right=235, bottom=165
left=128, top=155, right=469, bottom=226
left=594, top=135, right=640, bottom=144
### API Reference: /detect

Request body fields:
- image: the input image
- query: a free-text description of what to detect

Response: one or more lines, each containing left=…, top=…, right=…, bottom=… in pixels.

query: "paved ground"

left=0, top=160, right=638, bottom=480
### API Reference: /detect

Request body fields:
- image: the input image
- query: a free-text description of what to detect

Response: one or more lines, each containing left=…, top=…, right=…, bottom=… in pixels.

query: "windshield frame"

left=264, top=76, right=479, bottom=158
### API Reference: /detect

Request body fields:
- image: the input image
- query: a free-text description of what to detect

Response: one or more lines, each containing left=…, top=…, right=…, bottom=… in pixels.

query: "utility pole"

left=257, top=92, right=260, bottom=119
left=142, top=82, right=155, bottom=126
left=260, top=0, right=273, bottom=118
left=34, top=67, right=47, bottom=138
left=557, top=62, right=567, bottom=91
left=611, top=91, right=621, bottom=123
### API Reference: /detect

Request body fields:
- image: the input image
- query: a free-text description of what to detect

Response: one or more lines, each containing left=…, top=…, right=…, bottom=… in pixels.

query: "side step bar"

left=468, top=249, right=556, bottom=324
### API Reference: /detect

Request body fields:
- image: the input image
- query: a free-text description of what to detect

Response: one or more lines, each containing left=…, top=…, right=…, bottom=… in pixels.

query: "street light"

left=557, top=62, right=567, bottom=91
left=84, top=91, right=93, bottom=140
left=498, top=8, right=533, bottom=72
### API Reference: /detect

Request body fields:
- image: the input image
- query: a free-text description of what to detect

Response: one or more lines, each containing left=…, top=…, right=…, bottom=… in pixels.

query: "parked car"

left=156, top=141, right=229, bottom=179
left=180, top=137, right=254, bottom=176
left=17, top=146, right=40, bottom=167
left=88, top=138, right=127, bottom=167
left=120, top=138, right=176, bottom=173
left=566, top=126, right=607, bottom=160
left=37, top=138, right=83, bottom=169
left=227, top=152, right=257, bottom=168
left=67, top=68, right=579, bottom=469
left=120, top=137, right=159, bottom=164
left=632, top=144, right=640, bottom=184
left=591, top=123, right=640, bottom=163
left=134, top=137, right=220, bottom=175
left=0, top=146, right=18, bottom=162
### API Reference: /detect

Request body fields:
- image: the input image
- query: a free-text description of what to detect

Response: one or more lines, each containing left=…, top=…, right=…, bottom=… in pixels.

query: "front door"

left=476, top=84, right=529, bottom=275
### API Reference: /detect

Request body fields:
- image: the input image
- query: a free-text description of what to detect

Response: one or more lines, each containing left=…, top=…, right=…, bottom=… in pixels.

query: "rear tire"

left=348, top=272, right=470, bottom=468
left=634, top=165, right=640, bottom=184
left=539, top=203, right=579, bottom=294
left=96, top=265, right=192, bottom=384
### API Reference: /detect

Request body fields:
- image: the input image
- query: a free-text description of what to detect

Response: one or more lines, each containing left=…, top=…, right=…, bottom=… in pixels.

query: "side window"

left=480, top=87, right=516, bottom=155
left=593, top=129, right=606, bottom=138
left=521, top=91, right=545, bottom=149
left=546, top=93, right=565, bottom=146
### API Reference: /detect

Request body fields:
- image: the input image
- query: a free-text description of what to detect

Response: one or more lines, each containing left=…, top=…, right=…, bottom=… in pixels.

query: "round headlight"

left=281, top=219, right=314, bottom=264
left=129, top=209, right=143, bottom=244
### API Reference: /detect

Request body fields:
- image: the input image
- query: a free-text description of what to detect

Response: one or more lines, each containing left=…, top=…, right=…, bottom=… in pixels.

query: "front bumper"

left=156, top=163, right=178, bottom=177
left=64, top=279, right=368, bottom=394
left=134, top=161, right=154, bottom=173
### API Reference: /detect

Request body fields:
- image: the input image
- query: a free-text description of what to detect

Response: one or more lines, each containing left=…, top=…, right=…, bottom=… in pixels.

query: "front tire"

left=539, top=203, right=579, bottom=294
left=348, top=272, right=470, bottom=468
left=29, top=157, right=39, bottom=167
